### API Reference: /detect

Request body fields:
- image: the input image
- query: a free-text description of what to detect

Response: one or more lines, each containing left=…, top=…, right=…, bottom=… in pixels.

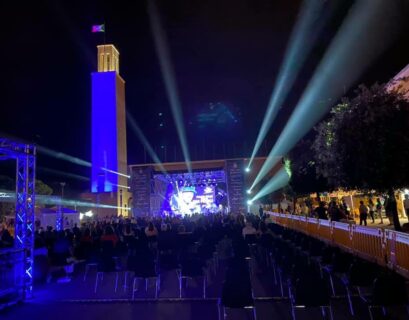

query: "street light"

left=60, top=182, right=66, bottom=199
left=58, top=182, right=66, bottom=230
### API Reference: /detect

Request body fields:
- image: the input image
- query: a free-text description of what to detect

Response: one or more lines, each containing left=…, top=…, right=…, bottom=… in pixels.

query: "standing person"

left=302, top=201, right=310, bottom=216
left=368, top=199, right=375, bottom=224
left=376, top=198, right=384, bottom=224
left=280, top=196, right=289, bottom=214
left=258, top=205, right=264, bottom=218
left=314, top=202, right=328, bottom=220
left=359, top=201, right=368, bottom=226
left=341, top=199, right=350, bottom=218
left=404, top=194, right=409, bottom=221
left=328, top=200, right=337, bottom=221
left=242, top=221, right=257, bottom=238
left=384, top=195, right=395, bottom=226
left=145, top=222, right=158, bottom=238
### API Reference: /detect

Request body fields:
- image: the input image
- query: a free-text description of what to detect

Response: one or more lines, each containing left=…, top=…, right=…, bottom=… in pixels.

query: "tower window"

left=99, top=54, right=104, bottom=72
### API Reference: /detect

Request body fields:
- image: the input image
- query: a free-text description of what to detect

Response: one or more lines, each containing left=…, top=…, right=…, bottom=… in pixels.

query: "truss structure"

left=0, top=138, right=36, bottom=298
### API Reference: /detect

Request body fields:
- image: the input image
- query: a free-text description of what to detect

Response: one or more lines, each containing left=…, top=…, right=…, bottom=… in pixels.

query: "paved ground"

left=1, top=253, right=408, bottom=319
left=354, top=217, right=409, bottom=230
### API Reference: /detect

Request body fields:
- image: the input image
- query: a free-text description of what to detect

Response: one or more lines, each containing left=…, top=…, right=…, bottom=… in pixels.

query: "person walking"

left=376, top=198, right=384, bottom=224
left=368, top=199, right=375, bottom=224
left=359, top=201, right=368, bottom=226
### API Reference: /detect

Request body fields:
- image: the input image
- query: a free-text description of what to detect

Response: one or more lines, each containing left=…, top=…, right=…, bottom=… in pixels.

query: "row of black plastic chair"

left=84, top=238, right=217, bottom=299
left=265, top=223, right=409, bottom=320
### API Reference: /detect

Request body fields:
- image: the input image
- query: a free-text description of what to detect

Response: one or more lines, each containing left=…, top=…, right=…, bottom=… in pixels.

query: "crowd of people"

left=273, top=193, right=407, bottom=226
left=0, top=224, right=14, bottom=248
left=25, top=212, right=274, bottom=281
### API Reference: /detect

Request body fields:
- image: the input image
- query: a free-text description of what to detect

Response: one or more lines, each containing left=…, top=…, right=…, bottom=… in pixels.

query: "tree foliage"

left=289, top=138, right=328, bottom=195
left=312, top=83, right=409, bottom=191
left=35, top=180, right=53, bottom=195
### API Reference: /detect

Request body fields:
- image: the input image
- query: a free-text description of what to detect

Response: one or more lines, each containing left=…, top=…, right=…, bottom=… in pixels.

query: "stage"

left=129, top=157, right=282, bottom=216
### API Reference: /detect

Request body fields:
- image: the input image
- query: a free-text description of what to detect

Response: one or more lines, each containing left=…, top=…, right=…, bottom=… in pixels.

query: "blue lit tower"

left=91, top=44, right=128, bottom=215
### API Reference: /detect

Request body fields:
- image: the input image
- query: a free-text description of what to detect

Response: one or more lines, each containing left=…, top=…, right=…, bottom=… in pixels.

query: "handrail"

left=267, top=212, right=409, bottom=279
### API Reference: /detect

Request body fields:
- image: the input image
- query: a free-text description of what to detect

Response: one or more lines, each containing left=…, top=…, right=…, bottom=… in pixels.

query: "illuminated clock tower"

left=91, top=44, right=129, bottom=215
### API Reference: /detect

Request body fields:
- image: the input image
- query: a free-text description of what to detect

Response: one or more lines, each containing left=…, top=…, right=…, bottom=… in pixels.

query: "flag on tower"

left=92, top=24, right=105, bottom=33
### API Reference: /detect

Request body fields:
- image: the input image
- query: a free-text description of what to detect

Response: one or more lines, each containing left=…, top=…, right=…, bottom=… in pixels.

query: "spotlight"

left=245, top=167, right=250, bottom=173
left=246, top=189, right=252, bottom=194
left=247, top=200, right=253, bottom=205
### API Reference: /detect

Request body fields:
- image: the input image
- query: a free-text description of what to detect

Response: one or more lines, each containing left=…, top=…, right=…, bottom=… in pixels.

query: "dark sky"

left=1, top=0, right=409, bottom=192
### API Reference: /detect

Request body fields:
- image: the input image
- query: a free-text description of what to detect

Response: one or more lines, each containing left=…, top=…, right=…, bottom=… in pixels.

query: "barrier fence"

left=267, top=212, right=409, bottom=279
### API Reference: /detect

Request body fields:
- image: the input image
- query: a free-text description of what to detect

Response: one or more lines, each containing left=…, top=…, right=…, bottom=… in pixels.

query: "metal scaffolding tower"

left=0, top=138, right=36, bottom=298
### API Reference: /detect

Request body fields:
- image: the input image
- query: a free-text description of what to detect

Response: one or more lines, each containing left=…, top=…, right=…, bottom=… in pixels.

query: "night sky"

left=1, top=0, right=409, bottom=193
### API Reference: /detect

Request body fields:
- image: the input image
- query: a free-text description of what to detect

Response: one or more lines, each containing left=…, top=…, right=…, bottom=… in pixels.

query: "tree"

left=312, top=83, right=409, bottom=230
left=35, top=180, right=53, bottom=195
left=289, top=139, right=329, bottom=196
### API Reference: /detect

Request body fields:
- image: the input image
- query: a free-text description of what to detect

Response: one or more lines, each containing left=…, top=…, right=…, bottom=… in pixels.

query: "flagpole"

left=103, top=21, right=106, bottom=71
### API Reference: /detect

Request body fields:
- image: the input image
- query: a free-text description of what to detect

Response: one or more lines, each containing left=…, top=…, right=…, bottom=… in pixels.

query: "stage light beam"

left=251, top=168, right=290, bottom=202
left=0, top=191, right=130, bottom=211
left=250, top=0, right=403, bottom=190
left=147, top=0, right=192, bottom=172
left=37, top=145, right=91, bottom=167
left=101, top=167, right=130, bottom=178
left=126, top=110, right=167, bottom=174
left=248, top=0, right=330, bottom=168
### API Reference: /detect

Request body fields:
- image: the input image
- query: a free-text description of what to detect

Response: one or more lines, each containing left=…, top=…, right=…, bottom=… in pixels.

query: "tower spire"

left=97, top=44, right=120, bottom=73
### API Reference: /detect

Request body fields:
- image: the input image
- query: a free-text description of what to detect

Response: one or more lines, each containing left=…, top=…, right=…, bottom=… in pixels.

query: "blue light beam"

left=147, top=0, right=192, bottom=172
left=248, top=0, right=329, bottom=168
left=251, top=168, right=290, bottom=202
left=250, top=0, right=402, bottom=191
left=126, top=110, right=167, bottom=174
left=0, top=191, right=130, bottom=211
left=37, top=145, right=91, bottom=167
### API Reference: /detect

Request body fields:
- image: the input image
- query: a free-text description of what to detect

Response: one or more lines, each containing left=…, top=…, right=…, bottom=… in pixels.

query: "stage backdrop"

left=130, top=166, right=151, bottom=216
left=225, top=159, right=245, bottom=213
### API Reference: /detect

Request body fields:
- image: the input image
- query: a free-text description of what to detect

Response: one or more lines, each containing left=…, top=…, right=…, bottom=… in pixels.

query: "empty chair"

left=321, top=250, right=353, bottom=296
left=198, top=243, right=218, bottom=274
left=366, top=273, right=409, bottom=320
left=343, top=260, right=378, bottom=316
left=232, top=238, right=251, bottom=260
left=289, top=269, right=333, bottom=320
left=158, top=251, right=179, bottom=271
left=177, top=255, right=206, bottom=298
left=94, top=253, right=119, bottom=293
left=94, top=240, right=121, bottom=293
left=219, top=258, right=256, bottom=320
left=83, top=242, right=101, bottom=281
left=130, top=251, right=160, bottom=299
left=244, top=234, right=258, bottom=245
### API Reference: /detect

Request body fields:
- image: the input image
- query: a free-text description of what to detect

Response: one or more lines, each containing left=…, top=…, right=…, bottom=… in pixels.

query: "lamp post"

left=58, top=182, right=66, bottom=230
left=60, top=182, right=66, bottom=199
